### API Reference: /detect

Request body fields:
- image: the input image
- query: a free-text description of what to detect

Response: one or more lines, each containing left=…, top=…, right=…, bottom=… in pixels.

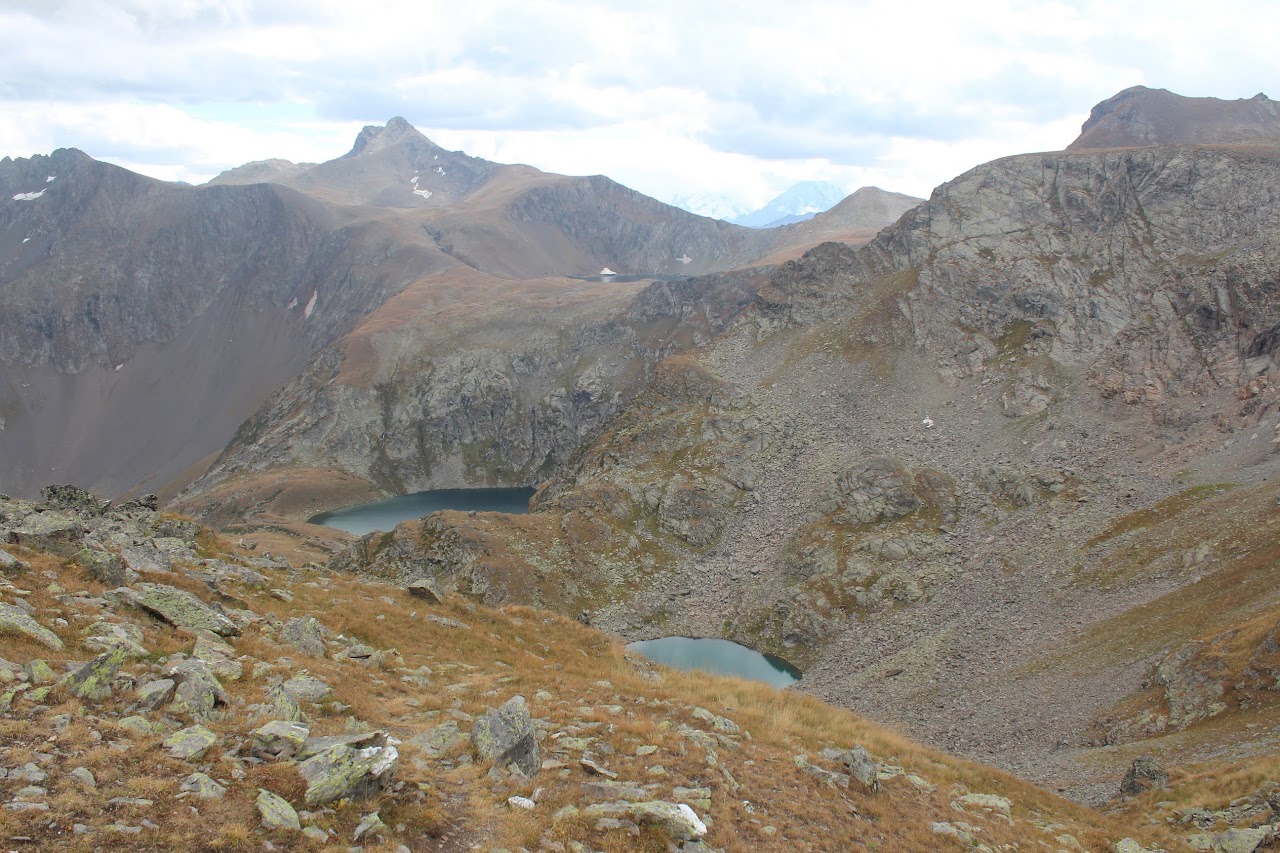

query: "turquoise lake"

left=309, top=487, right=536, bottom=536
left=627, top=636, right=801, bottom=688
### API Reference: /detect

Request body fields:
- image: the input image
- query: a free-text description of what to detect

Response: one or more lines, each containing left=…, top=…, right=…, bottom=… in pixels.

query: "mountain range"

left=4, top=85, right=1280, bottom=851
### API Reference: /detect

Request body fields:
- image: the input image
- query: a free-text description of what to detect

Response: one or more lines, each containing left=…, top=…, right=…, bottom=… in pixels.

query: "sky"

left=1, top=0, right=1275, bottom=214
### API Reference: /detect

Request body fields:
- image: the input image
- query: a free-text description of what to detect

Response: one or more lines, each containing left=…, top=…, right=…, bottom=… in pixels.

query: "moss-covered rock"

left=59, top=646, right=131, bottom=700
left=298, top=740, right=398, bottom=805
left=164, top=725, right=217, bottom=760
left=111, top=583, right=239, bottom=636
left=471, top=694, right=540, bottom=776
left=0, top=603, right=63, bottom=650
left=256, top=789, right=300, bottom=831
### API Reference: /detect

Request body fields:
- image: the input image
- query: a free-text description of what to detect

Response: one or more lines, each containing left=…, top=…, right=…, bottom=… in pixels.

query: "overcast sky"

left=1, top=0, right=1274, bottom=212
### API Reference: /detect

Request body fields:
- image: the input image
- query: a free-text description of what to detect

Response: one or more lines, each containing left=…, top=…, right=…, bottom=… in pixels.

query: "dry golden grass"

left=0, top=531, right=1188, bottom=852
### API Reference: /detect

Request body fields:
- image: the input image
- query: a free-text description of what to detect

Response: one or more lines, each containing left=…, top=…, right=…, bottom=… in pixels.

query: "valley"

left=4, top=83, right=1280, bottom=852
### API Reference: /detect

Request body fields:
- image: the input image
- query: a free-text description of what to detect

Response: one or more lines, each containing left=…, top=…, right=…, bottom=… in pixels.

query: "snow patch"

left=303, top=289, right=318, bottom=319
left=22, top=237, right=30, bottom=243
left=410, top=176, right=419, bottom=185
left=114, top=364, right=123, bottom=372
left=46, top=175, right=56, bottom=182
left=12, top=190, right=45, bottom=201
left=413, top=187, right=432, bottom=199
left=599, top=267, right=617, bottom=276
left=286, top=296, right=298, bottom=310
left=435, top=166, right=445, bottom=176
left=676, top=254, right=692, bottom=265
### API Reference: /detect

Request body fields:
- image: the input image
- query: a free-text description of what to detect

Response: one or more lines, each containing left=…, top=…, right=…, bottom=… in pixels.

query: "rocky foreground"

left=2, top=485, right=1257, bottom=851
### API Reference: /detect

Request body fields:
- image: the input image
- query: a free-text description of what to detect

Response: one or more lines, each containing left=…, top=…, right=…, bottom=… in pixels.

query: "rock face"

left=1069, top=86, right=1280, bottom=150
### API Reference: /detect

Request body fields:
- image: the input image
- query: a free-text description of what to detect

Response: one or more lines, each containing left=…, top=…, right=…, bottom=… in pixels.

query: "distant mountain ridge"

left=1068, top=85, right=1280, bottom=149
left=731, top=180, right=848, bottom=228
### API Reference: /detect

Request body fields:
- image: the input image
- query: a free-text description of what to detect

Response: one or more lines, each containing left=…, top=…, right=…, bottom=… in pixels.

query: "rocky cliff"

left=328, top=135, right=1280, bottom=803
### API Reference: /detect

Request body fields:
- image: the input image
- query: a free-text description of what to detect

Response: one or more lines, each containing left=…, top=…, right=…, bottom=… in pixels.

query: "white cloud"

left=1, top=0, right=1275, bottom=206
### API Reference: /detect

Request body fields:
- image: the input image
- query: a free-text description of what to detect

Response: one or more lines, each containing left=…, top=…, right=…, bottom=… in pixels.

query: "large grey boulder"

left=282, top=672, right=332, bottom=704
left=7, top=511, right=84, bottom=557
left=59, top=647, right=131, bottom=700
left=69, top=547, right=132, bottom=586
left=0, top=603, right=63, bottom=650
left=251, top=721, right=311, bottom=760
left=110, top=583, right=239, bottom=636
left=256, top=789, right=300, bottom=831
left=472, top=695, right=540, bottom=776
left=164, top=725, right=218, bottom=760
left=298, top=739, right=398, bottom=805
left=164, top=658, right=230, bottom=721
left=279, top=616, right=327, bottom=657
left=192, top=630, right=243, bottom=680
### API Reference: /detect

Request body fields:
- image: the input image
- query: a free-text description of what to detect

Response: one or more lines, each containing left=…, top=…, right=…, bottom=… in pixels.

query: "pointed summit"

left=343, top=116, right=440, bottom=159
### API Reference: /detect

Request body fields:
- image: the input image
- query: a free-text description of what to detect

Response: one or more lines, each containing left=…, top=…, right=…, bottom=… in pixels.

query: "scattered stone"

left=1120, top=756, right=1169, bottom=797
left=164, top=725, right=218, bottom=760
left=953, top=792, right=1013, bottom=822
left=280, top=616, right=327, bottom=657
left=251, top=720, right=311, bottom=760
left=257, top=789, right=301, bottom=832
left=0, top=549, right=23, bottom=572
left=580, top=756, right=618, bottom=779
left=298, top=739, right=399, bottom=805
left=69, top=767, right=96, bottom=790
left=628, top=801, right=708, bottom=842
left=282, top=672, right=332, bottom=704
left=8, top=511, right=85, bottom=557
left=111, top=583, right=239, bottom=636
left=0, top=602, right=64, bottom=650
left=135, top=678, right=176, bottom=711
left=24, top=659, right=56, bottom=685
left=1216, top=827, right=1270, bottom=853
left=59, top=646, right=131, bottom=700
left=70, top=546, right=131, bottom=586
left=118, top=714, right=163, bottom=736
left=472, top=695, right=541, bottom=777
left=427, top=614, right=470, bottom=630
left=265, top=683, right=307, bottom=722
left=179, top=772, right=226, bottom=799
left=508, top=795, right=536, bottom=810
left=298, top=731, right=385, bottom=760
left=408, top=720, right=465, bottom=758
left=192, top=630, right=243, bottom=680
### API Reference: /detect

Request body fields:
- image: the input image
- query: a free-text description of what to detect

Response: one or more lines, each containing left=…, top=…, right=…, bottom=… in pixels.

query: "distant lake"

left=309, top=487, right=536, bottom=536
left=627, top=636, right=801, bottom=688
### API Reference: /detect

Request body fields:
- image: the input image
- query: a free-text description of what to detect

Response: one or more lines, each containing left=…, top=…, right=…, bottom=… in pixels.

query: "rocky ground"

left=3, top=484, right=1213, bottom=852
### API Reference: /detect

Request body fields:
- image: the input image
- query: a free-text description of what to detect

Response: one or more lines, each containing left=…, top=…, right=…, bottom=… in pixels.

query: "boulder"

left=179, top=772, right=225, bottom=800
left=583, top=801, right=707, bottom=842
left=1120, top=756, right=1168, bottom=797
left=69, top=547, right=132, bottom=587
left=251, top=720, right=311, bottom=760
left=135, top=678, right=176, bottom=711
left=0, top=550, right=23, bottom=572
left=164, top=725, right=218, bottom=760
left=1216, top=827, right=1270, bottom=853
left=110, top=584, right=239, bottom=636
left=829, top=745, right=879, bottom=791
left=0, top=603, right=63, bottom=650
left=472, top=695, right=541, bottom=776
left=256, top=789, right=300, bottom=831
left=297, top=731, right=385, bottom=760
left=279, top=616, right=327, bottom=657
left=40, top=485, right=107, bottom=515
left=7, top=511, right=85, bottom=557
left=282, top=672, right=332, bottom=704
left=407, top=720, right=465, bottom=758
left=406, top=579, right=444, bottom=604
left=298, top=740, right=399, bottom=805
left=265, top=683, right=307, bottom=722
left=164, top=658, right=230, bottom=721
left=192, top=630, right=243, bottom=680
left=59, top=647, right=131, bottom=700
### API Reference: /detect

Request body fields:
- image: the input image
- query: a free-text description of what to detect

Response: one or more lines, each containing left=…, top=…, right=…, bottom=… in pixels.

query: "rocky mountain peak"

left=342, top=115, right=441, bottom=159
left=1069, top=85, right=1280, bottom=149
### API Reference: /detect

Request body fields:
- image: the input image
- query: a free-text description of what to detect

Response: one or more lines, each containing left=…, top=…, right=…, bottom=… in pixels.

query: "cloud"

left=1, top=0, right=1277, bottom=207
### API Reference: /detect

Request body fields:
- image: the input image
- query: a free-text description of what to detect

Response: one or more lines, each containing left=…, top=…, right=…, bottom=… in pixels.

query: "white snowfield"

left=12, top=190, right=46, bottom=201
left=677, top=254, right=692, bottom=264
left=303, top=289, right=318, bottom=319
left=599, top=267, right=617, bottom=276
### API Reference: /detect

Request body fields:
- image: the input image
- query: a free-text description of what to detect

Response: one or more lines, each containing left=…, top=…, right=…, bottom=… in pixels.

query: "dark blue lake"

left=309, top=487, right=536, bottom=536
left=627, top=636, right=801, bottom=688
